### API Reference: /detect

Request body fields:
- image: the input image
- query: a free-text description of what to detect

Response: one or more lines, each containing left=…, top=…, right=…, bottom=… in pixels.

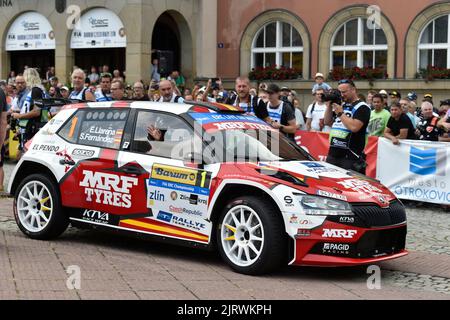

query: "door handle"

left=120, top=166, right=144, bottom=175
left=59, top=159, right=75, bottom=166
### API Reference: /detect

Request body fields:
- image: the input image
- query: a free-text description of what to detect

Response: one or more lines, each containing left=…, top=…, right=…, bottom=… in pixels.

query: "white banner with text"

left=377, top=138, right=450, bottom=205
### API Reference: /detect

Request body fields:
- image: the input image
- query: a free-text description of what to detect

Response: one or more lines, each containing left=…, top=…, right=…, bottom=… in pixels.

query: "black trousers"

left=327, top=154, right=367, bottom=175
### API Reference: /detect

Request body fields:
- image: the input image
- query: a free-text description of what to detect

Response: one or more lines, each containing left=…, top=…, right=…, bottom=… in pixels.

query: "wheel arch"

left=10, top=161, right=60, bottom=196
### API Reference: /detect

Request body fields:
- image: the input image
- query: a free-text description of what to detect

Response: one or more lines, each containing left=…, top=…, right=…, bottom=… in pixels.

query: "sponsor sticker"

left=322, top=228, right=358, bottom=239
left=148, top=179, right=209, bottom=196
left=301, top=162, right=339, bottom=174
left=296, top=229, right=311, bottom=237
left=171, top=215, right=206, bottom=231
left=156, top=211, right=206, bottom=231
left=32, top=144, right=60, bottom=152
left=289, top=214, right=298, bottom=224
left=169, top=205, right=203, bottom=217
left=147, top=164, right=211, bottom=218
left=189, top=113, right=274, bottom=131
left=339, top=216, right=355, bottom=224
left=151, top=164, right=209, bottom=188
left=157, top=211, right=173, bottom=223
left=284, top=196, right=294, bottom=207
left=82, top=209, right=110, bottom=225
left=289, top=214, right=313, bottom=226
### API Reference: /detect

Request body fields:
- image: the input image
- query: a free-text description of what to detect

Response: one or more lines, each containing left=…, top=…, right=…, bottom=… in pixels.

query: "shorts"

left=0, top=145, right=5, bottom=167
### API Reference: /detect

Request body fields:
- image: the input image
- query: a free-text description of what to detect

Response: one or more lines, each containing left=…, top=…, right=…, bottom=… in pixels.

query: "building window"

left=331, top=18, right=388, bottom=69
left=418, top=14, right=450, bottom=69
left=252, top=21, right=303, bottom=73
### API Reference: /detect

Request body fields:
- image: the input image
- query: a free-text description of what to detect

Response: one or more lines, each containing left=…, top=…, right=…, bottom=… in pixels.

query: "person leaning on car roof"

left=264, top=83, right=297, bottom=141
left=157, top=80, right=184, bottom=104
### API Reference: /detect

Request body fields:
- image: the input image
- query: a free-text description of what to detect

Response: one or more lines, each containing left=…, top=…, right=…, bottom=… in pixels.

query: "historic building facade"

left=0, top=0, right=217, bottom=82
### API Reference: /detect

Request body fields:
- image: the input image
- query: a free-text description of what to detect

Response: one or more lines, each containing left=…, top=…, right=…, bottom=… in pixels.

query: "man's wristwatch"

left=280, top=125, right=285, bottom=132
left=336, top=112, right=344, bottom=118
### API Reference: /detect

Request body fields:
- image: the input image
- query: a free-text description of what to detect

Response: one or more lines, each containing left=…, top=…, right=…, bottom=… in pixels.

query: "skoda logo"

left=378, top=195, right=388, bottom=205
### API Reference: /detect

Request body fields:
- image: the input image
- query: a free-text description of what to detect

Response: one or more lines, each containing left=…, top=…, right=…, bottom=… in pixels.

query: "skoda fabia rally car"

left=8, top=99, right=407, bottom=275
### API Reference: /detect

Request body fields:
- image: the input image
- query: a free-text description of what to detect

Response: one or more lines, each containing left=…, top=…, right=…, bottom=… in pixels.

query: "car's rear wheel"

left=14, top=174, right=68, bottom=240
left=216, top=196, right=286, bottom=275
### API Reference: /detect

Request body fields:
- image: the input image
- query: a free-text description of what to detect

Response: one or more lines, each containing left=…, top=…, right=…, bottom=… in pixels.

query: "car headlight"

left=296, top=195, right=354, bottom=216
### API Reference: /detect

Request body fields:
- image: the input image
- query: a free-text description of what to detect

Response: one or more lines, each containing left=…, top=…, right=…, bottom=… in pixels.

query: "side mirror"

left=183, top=152, right=204, bottom=166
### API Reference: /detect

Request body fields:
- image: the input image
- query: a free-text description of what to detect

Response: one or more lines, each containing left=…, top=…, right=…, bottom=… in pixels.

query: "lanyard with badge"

left=267, top=101, right=284, bottom=123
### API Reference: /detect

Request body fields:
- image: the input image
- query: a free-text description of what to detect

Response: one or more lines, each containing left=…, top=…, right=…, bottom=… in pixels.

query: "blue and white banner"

left=377, top=138, right=450, bottom=205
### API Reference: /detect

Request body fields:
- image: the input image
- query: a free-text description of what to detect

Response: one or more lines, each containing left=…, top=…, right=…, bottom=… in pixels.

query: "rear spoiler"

left=34, top=98, right=86, bottom=108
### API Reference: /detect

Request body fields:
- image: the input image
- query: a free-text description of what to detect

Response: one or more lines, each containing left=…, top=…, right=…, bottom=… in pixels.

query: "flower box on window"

left=249, top=65, right=302, bottom=81
left=416, top=66, right=450, bottom=81
left=329, top=66, right=388, bottom=83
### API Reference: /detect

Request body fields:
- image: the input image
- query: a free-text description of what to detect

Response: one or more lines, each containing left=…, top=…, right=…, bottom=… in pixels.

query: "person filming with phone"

left=324, top=79, right=371, bottom=174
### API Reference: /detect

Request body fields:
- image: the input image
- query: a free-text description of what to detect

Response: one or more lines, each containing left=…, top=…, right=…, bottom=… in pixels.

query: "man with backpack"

left=0, top=87, right=8, bottom=191
left=69, top=69, right=95, bottom=102
left=10, top=68, right=48, bottom=153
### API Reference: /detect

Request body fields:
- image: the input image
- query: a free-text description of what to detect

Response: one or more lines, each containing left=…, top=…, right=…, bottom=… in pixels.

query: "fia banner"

left=377, top=138, right=450, bottom=205
left=295, top=131, right=379, bottom=178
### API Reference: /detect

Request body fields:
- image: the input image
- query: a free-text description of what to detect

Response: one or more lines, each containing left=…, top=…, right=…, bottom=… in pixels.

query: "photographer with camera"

left=324, top=79, right=371, bottom=174
left=157, top=80, right=184, bottom=104
left=226, top=77, right=270, bottom=122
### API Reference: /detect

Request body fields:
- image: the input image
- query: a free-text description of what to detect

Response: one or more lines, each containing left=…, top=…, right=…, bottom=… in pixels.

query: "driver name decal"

left=189, top=113, right=274, bottom=131
left=337, top=179, right=383, bottom=194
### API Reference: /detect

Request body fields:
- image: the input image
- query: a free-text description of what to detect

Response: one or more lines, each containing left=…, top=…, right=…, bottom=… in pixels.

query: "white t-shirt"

left=306, top=102, right=327, bottom=131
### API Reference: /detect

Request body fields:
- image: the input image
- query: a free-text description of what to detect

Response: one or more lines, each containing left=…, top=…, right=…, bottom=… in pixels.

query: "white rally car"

left=8, top=99, right=407, bottom=275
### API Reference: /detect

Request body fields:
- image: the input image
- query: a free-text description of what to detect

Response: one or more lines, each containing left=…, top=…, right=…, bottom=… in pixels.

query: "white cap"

left=61, top=86, right=69, bottom=91
left=315, top=73, right=324, bottom=79
left=379, top=90, right=388, bottom=95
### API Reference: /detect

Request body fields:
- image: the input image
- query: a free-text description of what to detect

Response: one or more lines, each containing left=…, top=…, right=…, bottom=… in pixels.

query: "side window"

left=59, top=109, right=129, bottom=149
left=132, top=111, right=194, bottom=159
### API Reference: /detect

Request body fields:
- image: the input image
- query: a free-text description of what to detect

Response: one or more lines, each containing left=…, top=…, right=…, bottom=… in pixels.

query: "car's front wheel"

left=216, top=196, right=286, bottom=275
left=14, top=174, right=68, bottom=240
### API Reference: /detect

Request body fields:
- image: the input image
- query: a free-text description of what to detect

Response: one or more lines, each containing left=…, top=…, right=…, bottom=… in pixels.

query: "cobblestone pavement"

left=1, top=162, right=450, bottom=300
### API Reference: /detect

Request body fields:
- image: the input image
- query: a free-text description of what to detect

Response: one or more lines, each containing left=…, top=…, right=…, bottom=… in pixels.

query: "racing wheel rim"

left=221, top=205, right=265, bottom=267
left=17, top=181, right=54, bottom=233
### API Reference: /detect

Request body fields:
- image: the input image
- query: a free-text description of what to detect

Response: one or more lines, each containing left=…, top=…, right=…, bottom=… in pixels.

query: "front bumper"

left=290, top=222, right=407, bottom=267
